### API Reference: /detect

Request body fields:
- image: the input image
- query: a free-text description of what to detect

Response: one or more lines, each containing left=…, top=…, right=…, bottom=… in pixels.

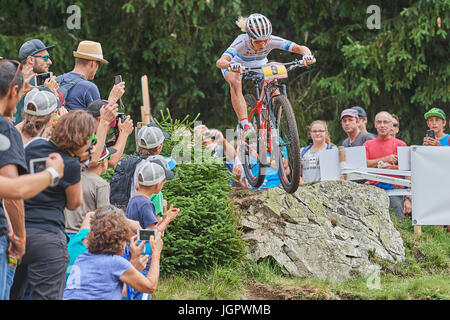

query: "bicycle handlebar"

left=241, top=58, right=316, bottom=80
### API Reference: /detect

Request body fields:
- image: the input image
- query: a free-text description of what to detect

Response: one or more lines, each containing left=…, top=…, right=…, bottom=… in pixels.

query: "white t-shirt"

left=223, top=34, right=295, bottom=68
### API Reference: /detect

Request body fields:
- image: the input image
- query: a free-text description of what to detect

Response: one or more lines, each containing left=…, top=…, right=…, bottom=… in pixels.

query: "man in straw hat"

left=56, top=40, right=125, bottom=111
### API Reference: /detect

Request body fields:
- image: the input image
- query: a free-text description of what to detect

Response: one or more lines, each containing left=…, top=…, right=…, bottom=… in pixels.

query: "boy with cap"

left=341, top=108, right=375, bottom=147
left=125, top=162, right=180, bottom=300
left=423, top=107, right=449, bottom=146
left=13, top=39, right=57, bottom=124
left=64, top=146, right=117, bottom=238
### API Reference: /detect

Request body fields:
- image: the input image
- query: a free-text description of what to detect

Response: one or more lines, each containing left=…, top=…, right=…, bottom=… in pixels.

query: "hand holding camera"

left=43, top=75, right=59, bottom=96
left=149, top=231, right=163, bottom=257
left=423, top=129, right=440, bottom=146
left=100, top=102, right=118, bottom=125
left=117, top=114, right=134, bottom=136
left=129, top=235, right=149, bottom=272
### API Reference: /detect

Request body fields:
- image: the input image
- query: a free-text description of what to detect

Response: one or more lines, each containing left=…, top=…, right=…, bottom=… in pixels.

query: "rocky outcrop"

left=232, top=180, right=405, bottom=282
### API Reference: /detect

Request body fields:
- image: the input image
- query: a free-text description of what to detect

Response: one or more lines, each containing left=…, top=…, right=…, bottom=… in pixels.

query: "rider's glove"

left=229, top=62, right=242, bottom=71
left=303, top=55, right=315, bottom=62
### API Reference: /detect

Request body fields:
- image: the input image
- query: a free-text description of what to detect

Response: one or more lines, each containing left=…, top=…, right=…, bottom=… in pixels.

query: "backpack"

left=301, top=144, right=333, bottom=158
left=109, top=155, right=144, bottom=210
left=55, top=73, right=86, bottom=107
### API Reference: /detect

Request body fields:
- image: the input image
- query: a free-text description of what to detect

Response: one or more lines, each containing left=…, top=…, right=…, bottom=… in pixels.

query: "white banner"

left=411, top=146, right=450, bottom=225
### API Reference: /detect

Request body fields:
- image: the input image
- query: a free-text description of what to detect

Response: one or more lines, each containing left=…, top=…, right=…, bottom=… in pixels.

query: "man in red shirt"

left=363, top=111, right=408, bottom=219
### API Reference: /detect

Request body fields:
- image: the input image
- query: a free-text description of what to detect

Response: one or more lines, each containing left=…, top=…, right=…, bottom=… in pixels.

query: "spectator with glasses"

left=10, top=110, right=96, bottom=300
left=12, top=39, right=58, bottom=125
left=300, top=120, right=335, bottom=184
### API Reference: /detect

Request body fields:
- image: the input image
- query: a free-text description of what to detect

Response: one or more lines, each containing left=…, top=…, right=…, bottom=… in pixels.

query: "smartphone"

left=30, top=157, right=49, bottom=173
left=138, top=229, right=158, bottom=241
left=34, top=72, right=53, bottom=86
left=426, top=129, right=435, bottom=139
left=114, top=75, right=122, bottom=84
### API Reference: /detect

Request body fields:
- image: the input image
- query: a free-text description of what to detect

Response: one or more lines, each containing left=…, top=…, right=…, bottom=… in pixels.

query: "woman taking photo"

left=300, top=120, right=335, bottom=184
left=10, top=110, right=96, bottom=300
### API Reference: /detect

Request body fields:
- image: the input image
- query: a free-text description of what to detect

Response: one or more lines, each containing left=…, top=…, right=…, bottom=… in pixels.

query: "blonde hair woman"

left=300, top=120, right=335, bottom=184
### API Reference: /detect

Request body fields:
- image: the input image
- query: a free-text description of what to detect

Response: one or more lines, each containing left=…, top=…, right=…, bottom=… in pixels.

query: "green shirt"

left=150, top=191, right=163, bottom=216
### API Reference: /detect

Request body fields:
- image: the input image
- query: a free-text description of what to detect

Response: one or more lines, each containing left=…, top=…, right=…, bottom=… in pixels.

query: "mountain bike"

left=239, top=59, right=314, bottom=194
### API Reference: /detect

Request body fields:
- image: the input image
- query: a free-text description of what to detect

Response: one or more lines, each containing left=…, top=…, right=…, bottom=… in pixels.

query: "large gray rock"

left=232, top=180, right=406, bottom=282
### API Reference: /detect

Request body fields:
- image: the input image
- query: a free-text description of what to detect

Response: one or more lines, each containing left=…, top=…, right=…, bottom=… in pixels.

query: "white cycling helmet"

left=246, top=13, right=272, bottom=41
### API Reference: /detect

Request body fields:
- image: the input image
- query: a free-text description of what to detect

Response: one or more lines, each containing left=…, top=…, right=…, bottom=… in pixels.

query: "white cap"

left=138, top=162, right=169, bottom=186
left=24, top=88, right=58, bottom=116
left=138, top=126, right=166, bottom=149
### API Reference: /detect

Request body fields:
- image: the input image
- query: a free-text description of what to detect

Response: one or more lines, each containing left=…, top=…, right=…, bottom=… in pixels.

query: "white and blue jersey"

left=221, top=34, right=295, bottom=76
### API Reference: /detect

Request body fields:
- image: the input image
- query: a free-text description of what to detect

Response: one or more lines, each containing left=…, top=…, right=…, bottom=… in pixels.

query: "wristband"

left=151, top=254, right=160, bottom=260
left=8, top=257, right=18, bottom=266
left=12, top=233, right=26, bottom=243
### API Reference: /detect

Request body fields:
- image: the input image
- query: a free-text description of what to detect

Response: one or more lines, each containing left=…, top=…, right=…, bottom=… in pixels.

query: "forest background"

left=0, top=0, right=448, bottom=149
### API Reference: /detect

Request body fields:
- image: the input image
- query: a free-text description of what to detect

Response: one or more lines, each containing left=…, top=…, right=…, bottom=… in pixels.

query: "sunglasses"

left=87, top=134, right=98, bottom=145
left=32, top=54, right=51, bottom=62
left=393, top=123, right=399, bottom=128
left=0, top=60, right=22, bottom=89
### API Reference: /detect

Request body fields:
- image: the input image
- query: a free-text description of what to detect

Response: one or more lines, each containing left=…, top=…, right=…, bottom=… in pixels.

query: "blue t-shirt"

left=65, top=228, right=90, bottom=284
left=58, top=72, right=100, bottom=111
left=64, top=252, right=132, bottom=300
left=439, top=134, right=450, bottom=146
left=126, top=195, right=158, bottom=229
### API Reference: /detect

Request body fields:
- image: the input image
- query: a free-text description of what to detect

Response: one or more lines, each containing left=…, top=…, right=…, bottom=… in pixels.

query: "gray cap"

left=138, top=161, right=174, bottom=186
left=340, top=108, right=359, bottom=120
left=146, top=155, right=175, bottom=180
left=351, top=106, right=367, bottom=118
left=24, top=87, right=58, bottom=116
left=138, top=126, right=167, bottom=149
left=19, top=39, right=55, bottom=61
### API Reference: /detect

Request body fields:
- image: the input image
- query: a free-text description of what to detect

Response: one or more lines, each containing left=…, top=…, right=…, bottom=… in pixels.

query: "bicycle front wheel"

left=271, top=95, right=301, bottom=193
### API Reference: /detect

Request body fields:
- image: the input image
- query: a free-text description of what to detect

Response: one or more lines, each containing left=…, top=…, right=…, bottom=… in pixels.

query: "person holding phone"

left=12, top=39, right=55, bottom=125
left=423, top=108, right=449, bottom=146
left=10, top=110, right=96, bottom=300
left=64, top=210, right=163, bottom=300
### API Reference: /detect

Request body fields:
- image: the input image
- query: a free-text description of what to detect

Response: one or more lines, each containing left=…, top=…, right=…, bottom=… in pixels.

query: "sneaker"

left=242, top=124, right=257, bottom=140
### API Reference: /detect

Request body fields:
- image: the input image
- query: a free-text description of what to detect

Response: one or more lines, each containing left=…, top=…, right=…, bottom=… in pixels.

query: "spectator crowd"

left=0, top=38, right=448, bottom=300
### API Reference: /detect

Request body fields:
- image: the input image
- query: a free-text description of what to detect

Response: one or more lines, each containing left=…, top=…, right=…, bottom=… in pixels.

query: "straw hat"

left=73, top=40, right=109, bottom=64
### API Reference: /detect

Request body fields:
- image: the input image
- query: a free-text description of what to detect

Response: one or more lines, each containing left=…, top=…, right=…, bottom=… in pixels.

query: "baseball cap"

left=19, top=39, right=55, bottom=61
left=424, top=107, right=446, bottom=120
left=351, top=106, right=367, bottom=118
left=87, top=99, right=109, bottom=118
left=138, top=126, right=168, bottom=149
left=340, top=108, right=359, bottom=120
left=24, top=87, right=58, bottom=116
left=137, top=161, right=174, bottom=187
left=146, top=155, right=176, bottom=175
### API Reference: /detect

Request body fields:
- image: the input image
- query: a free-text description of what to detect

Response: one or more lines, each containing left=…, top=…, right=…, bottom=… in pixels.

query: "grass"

left=152, top=213, right=449, bottom=300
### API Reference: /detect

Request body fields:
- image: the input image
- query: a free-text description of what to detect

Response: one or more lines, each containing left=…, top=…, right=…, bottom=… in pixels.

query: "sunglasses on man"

left=32, top=54, right=51, bottom=62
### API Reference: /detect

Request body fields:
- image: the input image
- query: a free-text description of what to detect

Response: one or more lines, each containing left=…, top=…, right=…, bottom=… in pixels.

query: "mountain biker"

left=216, top=13, right=315, bottom=139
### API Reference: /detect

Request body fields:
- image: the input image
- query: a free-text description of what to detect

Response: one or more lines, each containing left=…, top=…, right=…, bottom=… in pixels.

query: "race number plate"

left=262, top=64, right=288, bottom=81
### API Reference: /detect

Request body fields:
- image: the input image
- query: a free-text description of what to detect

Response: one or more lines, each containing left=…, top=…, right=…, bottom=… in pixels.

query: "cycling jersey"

left=222, top=34, right=295, bottom=69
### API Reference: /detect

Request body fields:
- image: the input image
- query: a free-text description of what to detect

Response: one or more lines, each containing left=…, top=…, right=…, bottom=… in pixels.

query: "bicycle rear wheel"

left=241, top=94, right=265, bottom=188
left=271, top=95, right=301, bottom=193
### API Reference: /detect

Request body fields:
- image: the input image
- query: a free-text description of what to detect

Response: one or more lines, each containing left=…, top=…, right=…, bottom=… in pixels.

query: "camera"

left=30, top=157, right=49, bottom=173
left=34, top=72, right=53, bottom=86
left=426, top=129, right=435, bottom=139
left=116, top=113, right=127, bottom=124
left=114, top=75, right=122, bottom=85
left=138, top=229, right=158, bottom=241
